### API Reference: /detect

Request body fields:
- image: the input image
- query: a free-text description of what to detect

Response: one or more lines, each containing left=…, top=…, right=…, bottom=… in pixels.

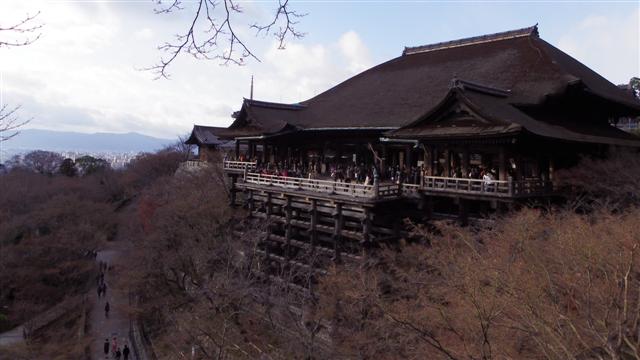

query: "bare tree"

left=0, top=12, right=42, bottom=141
left=150, top=0, right=305, bottom=78
left=0, top=11, right=41, bottom=48
left=22, top=150, right=64, bottom=175
left=0, top=105, right=31, bottom=142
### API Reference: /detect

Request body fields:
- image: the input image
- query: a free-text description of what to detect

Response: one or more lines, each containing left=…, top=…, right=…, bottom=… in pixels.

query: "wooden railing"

left=183, top=160, right=207, bottom=168
left=224, top=160, right=257, bottom=171
left=423, top=176, right=511, bottom=196
left=243, top=173, right=400, bottom=199
left=421, top=176, right=553, bottom=197
left=238, top=171, right=553, bottom=199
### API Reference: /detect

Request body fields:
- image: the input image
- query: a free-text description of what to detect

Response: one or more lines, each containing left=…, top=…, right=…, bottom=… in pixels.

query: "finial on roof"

left=250, top=75, right=254, bottom=100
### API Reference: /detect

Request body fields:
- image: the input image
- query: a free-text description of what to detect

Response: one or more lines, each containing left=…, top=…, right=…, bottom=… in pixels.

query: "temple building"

left=186, top=26, right=640, bottom=284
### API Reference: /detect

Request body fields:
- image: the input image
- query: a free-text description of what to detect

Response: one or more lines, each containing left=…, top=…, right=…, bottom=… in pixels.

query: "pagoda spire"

left=250, top=75, right=254, bottom=100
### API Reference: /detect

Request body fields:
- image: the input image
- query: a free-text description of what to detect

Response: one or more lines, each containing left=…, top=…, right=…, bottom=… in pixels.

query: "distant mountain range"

left=2, top=129, right=174, bottom=153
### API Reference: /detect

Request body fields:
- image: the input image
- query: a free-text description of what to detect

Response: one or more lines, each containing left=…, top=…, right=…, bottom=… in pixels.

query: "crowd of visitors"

left=227, top=154, right=507, bottom=186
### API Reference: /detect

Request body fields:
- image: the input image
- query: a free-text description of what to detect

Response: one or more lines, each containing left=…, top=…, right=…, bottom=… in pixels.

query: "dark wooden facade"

left=186, top=25, right=640, bottom=286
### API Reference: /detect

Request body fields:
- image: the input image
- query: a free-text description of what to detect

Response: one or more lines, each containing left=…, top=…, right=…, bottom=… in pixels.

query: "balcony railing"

left=223, top=160, right=257, bottom=172
left=242, top=173, right=400, bottom=199
left=228, top=167, right=554, bottom=199
left=422, top=176, right=552, bottom=197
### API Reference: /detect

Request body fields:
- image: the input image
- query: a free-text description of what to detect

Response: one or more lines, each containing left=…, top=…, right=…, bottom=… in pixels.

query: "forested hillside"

left=1, top=149, right=638, bottom=359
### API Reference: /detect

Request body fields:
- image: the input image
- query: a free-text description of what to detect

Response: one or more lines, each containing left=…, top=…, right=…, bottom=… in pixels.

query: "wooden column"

left=406, top=146, right=413, bottom=169
left=284, top=195, right=292, bottom=259
left=461, top=146, right=470, bottom=178
left=443, top=148, right=451, bottom=177
left=261, top=141, right=268, bottom=164
left=309, top=199, right=317, bottom=251
left=229, top=175, right=237, bottom=206
left=431, top=146, right=438, bottom=176
left=381, top=145, right=388, bottom=178
left=362, top=207, right=371, bottom=244
left=498, top=146, right=507, bottom=181
left=333, top=203, right=343, bottom=263
left=235, top=140, right=240, bottom=159
left=265, top=192, right=273, bottom=220
left=458, top=199, right=469, bottom=226
left=247, top=190, right=254, bottom=215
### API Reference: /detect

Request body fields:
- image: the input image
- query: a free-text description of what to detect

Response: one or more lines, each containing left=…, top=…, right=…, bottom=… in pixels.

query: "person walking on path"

left=115, top=347, right=122, bottom=359
left=105, top=301, right=110, bottom=318
left=111, top=336, right=118, bottom=356
left=97, top=284, right=102, bottom=299
left=103, top=338, right=110, bottom=358
left=102, top=283, right=108, bottom=298
left=122, top=344, right=130, bottom=360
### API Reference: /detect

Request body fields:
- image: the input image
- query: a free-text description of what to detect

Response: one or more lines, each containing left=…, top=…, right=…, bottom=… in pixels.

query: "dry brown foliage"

left=318, top=208, right=640, bottom=359
left=555, top=150, right=640, bottom=210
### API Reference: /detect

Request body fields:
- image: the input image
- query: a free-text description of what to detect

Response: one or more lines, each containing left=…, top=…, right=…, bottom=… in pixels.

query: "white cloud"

left=0, top=0, right=374, bottom=139
left=557, top=10, right=639, bottom=85
left=339, top=30, right=372, bottom=74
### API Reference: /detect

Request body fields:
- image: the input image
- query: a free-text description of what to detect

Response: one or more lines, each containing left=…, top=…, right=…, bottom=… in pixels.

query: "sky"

left=0, top=0, right=638, bottom=140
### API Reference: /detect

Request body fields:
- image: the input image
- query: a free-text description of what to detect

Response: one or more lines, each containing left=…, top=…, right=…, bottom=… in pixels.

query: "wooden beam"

left=265, top=192, right=272, bottom=219
left=443, top=148, right=451, bottom=177
left=499, top=146, right=507, bottom=181
left=461, top=146, right=470, bottom=178
left=333, top=203, right=343, bottom=263
left=309, top=198, right=318, bottom=251
left=284, top=195, right=292, bottom=259
left=362, top=207, right=371, bottom=244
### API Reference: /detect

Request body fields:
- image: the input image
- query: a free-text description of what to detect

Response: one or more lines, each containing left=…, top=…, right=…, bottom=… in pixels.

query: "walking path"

left=0, top=324, right=24, bottom=347
left=88, top=249, right=132, bottom=359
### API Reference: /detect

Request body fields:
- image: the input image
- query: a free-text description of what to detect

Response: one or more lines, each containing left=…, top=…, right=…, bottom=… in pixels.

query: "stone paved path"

left=0, top=324, right=24, bottom=347
left=89, top=249, right=132, bottom=360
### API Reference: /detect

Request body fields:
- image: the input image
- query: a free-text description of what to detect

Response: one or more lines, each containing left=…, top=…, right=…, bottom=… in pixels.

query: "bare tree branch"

left=251, top=0, right=306, bottom=50
left=148, top=0, right=305, bottom=79
left=0, top=104, right=31, bottom=142
left=0, top=11, right=42, bottom=48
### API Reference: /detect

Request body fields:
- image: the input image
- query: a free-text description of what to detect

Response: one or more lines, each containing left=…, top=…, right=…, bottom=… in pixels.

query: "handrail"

left=223, top=160, right=257, bottom=171
left=240, top=172, right=553, bottom=199
left=243, top=172, right=400, bottom=199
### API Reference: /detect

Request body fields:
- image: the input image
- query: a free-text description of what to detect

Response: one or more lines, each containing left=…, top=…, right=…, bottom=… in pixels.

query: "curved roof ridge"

left=403, top=25, right=538, bottom=56
left=244, top=98, right=306, bottom=110
left=450, top=78, right=511, bottom=97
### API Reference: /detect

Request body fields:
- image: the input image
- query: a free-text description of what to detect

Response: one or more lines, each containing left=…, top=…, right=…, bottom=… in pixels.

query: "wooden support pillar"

left=248, top=141, right=254, bottom=159
left=443, top=148, right=451, bottom=177
left=431, top=146, right=438, bottom=176
left=261, top=141, right=267, bottom=164
left=284, top=195, right=292, bottom=259
left=229, top=175, right=237, bottom=206
left=235, top=140, right=240, bottom=159
left=362, top=207, right=371, bottom=244
left=461, top=147, right=470, bottom=178
left=247, top=189, right=254, bottom=215
left=458, top=198, right=469, bottom=226
left=381, top=145, right=388, bottom=178
left=498, top=146, right=507, bottom=181
left=425, top=196, right=434, bottom=219
left=333, top=203, right=343, bottom=263
left=406, top=146, right=413, bottom=169
left=265, top=192, right=272, bottom=219
left=309, top=199, right=317, bottom=251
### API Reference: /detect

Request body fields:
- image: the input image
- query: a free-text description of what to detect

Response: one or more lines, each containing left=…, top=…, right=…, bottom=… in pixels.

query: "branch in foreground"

left=148, top=0, right=305, bottom=79
left=0, top=11, right=42, bottom=48
left=0, top=105, right=31, bottom=142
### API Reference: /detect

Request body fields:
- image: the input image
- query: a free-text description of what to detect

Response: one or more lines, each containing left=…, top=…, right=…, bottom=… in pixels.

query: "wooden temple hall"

left=186, top=26, right=640, bottom=280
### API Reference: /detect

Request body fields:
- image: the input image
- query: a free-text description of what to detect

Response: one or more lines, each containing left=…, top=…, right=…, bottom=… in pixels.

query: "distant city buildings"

left=0, top=149, right=141, bottom=169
